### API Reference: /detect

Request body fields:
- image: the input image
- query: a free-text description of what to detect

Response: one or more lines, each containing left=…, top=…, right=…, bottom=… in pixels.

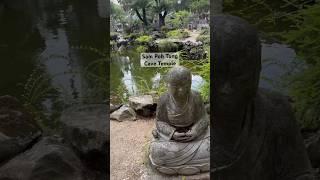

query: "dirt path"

left=183, top=30, right=201, bottom=43
left=110, top=119, right=154, bottom=180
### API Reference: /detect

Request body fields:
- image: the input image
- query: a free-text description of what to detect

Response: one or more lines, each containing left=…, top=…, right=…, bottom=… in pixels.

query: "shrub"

left=167, top=10, right=191, bottom=29
left=158, top=40, right=178, bottom=52
left=136, top=45, right=148, bottom=53
left=166, top=29, right=189, bottom=39
left=200, top=28, right=209, bottom=35
left=137, top=35, right=152, bottom=44
left=196, top=35, right=210, bottom=45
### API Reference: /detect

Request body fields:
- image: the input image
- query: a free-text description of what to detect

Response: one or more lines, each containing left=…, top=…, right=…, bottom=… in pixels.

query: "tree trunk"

left=158, top=11, right=167, bottom=29
left=135, top=8, right=148, bottom=26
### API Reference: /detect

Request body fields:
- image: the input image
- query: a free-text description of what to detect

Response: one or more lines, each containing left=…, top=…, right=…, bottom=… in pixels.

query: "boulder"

left=129, top=95, right=157, bottom=117
left=110, top=104, right=122, bottom=114
left=0, top=136, right=85, bottom=180
left=151, top=31, right=165, bottom=39
left=61, top=104, right=108, bottom=173
left=110, top=105, right=136, bottom=121
left=0, top=95, right=42, bottom=163
left=182, top=41, right=206, bottom=60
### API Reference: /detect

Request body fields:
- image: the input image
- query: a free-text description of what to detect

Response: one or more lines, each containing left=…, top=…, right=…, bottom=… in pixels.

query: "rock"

left=110, top=105, right=136, bottom=121
left=129, top=95, right=157, bottom=117
left=110, top=104, right=122, bottom=114
left=182, top=41, right=206, bottom=60
left=151, top=31, right=165, bottom=39
left=0, top=136, right=85, bottom=180
left=61, top=104, right=108, bottom=173
left=0, top=95, right=42, bottom=164
left=305, top=130, right=320, bottom=168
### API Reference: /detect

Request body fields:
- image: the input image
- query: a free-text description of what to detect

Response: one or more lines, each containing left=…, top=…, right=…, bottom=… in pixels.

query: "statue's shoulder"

left=158, top=92, right=170, bottom=107
left=191, top=90, right=202, bottom=100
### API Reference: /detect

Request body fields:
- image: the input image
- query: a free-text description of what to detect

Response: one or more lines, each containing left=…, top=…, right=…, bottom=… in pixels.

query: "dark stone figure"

left=211, top=15, right=315, bottom=179
left=149, top=66, right=210, bottom=176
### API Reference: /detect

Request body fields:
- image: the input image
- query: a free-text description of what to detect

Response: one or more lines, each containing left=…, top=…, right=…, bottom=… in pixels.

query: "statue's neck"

left=171, top=93, right=189, bottom=107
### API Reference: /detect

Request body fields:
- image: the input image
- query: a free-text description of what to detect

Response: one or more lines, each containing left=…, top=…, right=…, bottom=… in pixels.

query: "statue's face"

left=213, top=68, right=256, bottom=118
left=166, top=66, right=192, bottom=100
left=212, top=15, right=261, bottom=119
left=168, top=80, right=191, bottom=100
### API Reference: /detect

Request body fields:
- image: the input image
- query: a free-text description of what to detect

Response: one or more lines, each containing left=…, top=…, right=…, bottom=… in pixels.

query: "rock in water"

left=110, top=105, right=136, bottom=121
left=0, top=136, right=85, bottom=180
left=129, top=95, right=156, bottom=117
left=0, top=95, right=42, bottom=163
left=61, top=104, right=108, bottom=173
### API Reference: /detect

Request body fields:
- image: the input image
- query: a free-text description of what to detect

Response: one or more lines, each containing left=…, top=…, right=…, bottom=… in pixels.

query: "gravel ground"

left=110, top=118, right=154, bottom=180
left=110, top=118, right=210, bottom=180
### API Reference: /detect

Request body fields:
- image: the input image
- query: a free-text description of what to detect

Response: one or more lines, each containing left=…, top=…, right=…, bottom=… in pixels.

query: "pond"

left=0, top=0, right=107, bottom=125
left=110, top=50, right=206, bottom=104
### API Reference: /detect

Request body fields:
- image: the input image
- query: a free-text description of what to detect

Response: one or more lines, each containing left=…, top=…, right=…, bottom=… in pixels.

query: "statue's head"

left=166, top=66, right=192, bottom=99
left=212, top=15, right=261, bottom=117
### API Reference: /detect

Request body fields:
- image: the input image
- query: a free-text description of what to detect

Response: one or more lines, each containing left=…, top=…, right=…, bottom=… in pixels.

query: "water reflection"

left=0, top=0, right=107, bottom=124
left=110, top=52, right=205, bottom=103
left=260, top=42, right=301, bottom=94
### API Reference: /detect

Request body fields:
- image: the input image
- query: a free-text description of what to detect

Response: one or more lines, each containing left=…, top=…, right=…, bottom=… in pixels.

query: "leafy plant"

left=166, top=29, right=189, bottom=39
left=137, top=35, right=152, bottom=44
left=196, top=35, right=210, bottom=45
left=136, top=45, right=148, bottom=53
left=158, top=40, right=178, bottom=52
left=167, top=10, right=191, bottom=29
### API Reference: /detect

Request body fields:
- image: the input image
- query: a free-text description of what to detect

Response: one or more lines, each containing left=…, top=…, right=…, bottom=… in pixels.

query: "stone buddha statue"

left=212, top=15, right=315, bottom=179
left=149, top=66, right=210, bottom=176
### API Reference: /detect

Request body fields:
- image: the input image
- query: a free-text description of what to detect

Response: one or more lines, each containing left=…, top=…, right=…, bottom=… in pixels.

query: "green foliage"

left=158, top=40, right=178, bottom=52
left=137, top=35, right=152, bottom=44
left=190, top=0, right=210, bottom=13
left=167, top=10, right=191, bottom=29
left=282, top=3, right=320, bottom=65
left=136, top=45, right=148, bottom=53
left=166, top=29, right=189, bottom=39
left=200, top=27, right=209, bottom=35
left=280, top=3, right=320, bottom=129
left=196, top=35, right=210, bottom=45
left=289, top=62, right=320, bottom=129
left=21, top=68, right=62, bottom=132
left=111, top=1, right=126, bottom=23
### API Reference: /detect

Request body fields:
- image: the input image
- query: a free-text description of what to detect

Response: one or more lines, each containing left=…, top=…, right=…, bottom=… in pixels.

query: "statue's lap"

left=149, top=128, right=210, bottom=175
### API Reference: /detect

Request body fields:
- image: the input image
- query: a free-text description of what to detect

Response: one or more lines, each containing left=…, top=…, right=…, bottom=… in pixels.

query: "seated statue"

left=149, top=66, right=210, bottom=176
left=211, top=15, right=315, bottom=179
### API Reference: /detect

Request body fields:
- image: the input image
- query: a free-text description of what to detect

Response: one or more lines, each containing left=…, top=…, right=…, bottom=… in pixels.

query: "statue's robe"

left=212, top=88, right=315, bottom=180
left=149, top=90, right=210, bottom=175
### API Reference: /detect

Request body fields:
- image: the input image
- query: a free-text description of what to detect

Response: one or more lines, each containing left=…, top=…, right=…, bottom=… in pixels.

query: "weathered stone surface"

left=0, top=136, right=84, bottom=180
left=0, top=95, right=42, bottom=164
left=151, top=31, right=165, bottom=39
left=183, top=41, right=206, bottom=60
left=61, top=104, right=108, bottom=172
left=129, top=95, right=156, bottom=117
left=110, top=104, right=122, bottom=114
left=149, top=66, right=210, bottom=176
left=211, top=14, right=314, bottom=179
left=110, top=105, right=137, bottom=121
left=305, top=130, right=320, bottom=168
